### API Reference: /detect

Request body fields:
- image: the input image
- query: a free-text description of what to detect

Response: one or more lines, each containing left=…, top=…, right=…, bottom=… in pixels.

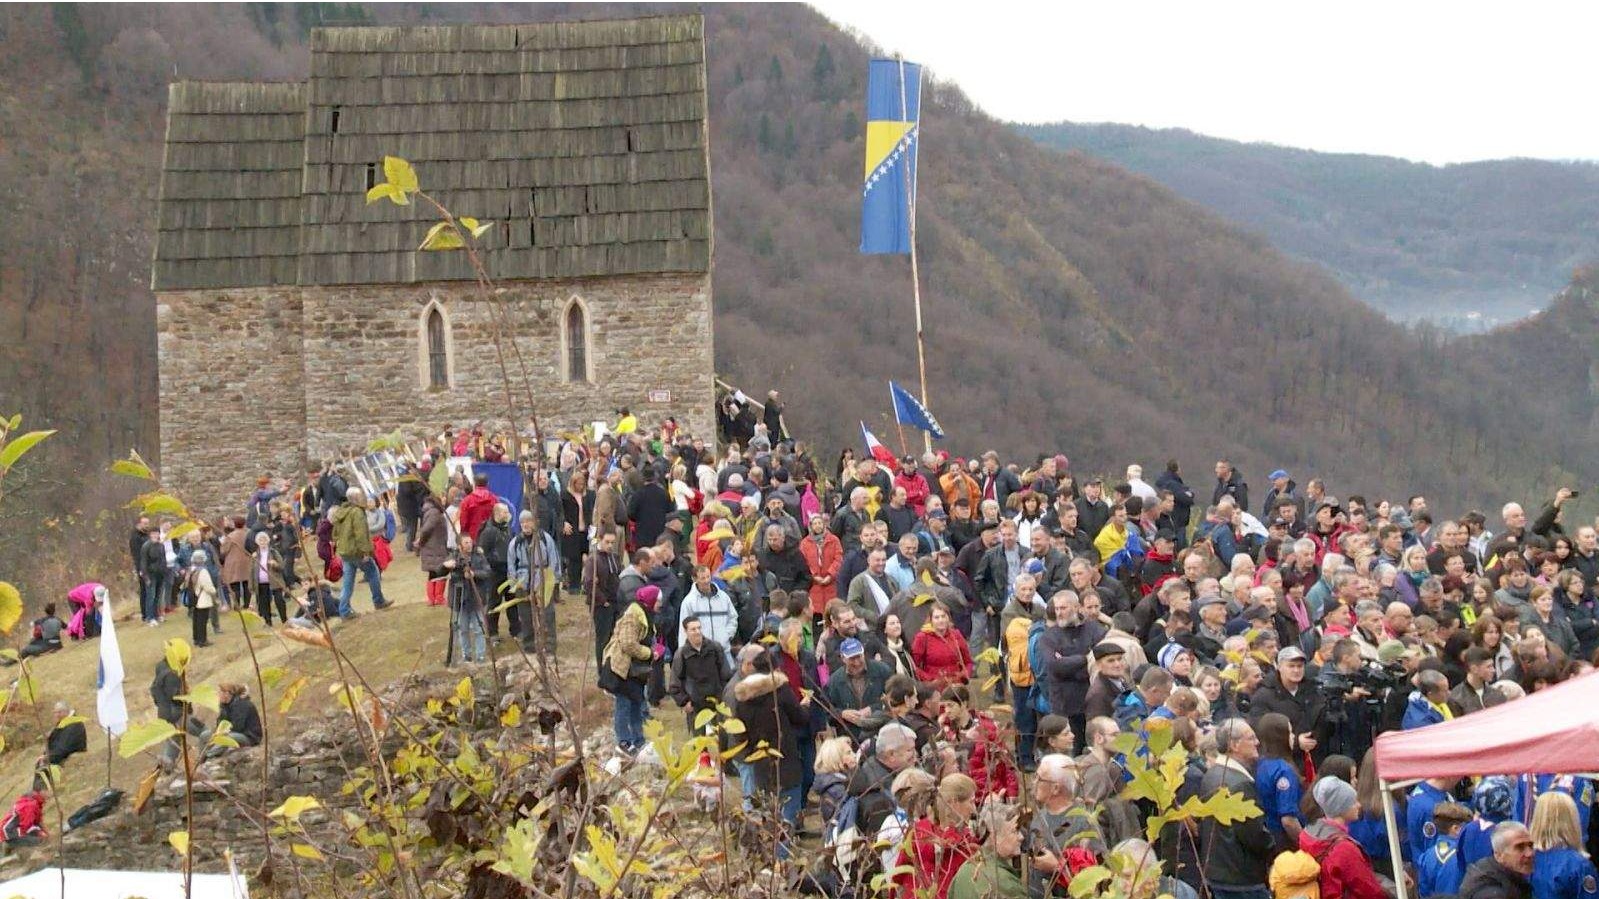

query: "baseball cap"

left=927, top=510, right=948, bottom=520
left=1269, top=517, right=1290, bottom=528
left=1269, top=469, right=1289, bottom=481
left=1276, top=646, right=1307, bottom=665
left=840, top=637, right=865, bottom=658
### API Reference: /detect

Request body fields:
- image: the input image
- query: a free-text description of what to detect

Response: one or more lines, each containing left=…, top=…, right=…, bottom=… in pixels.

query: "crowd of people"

left=103, top=399, right=1599, bottom=899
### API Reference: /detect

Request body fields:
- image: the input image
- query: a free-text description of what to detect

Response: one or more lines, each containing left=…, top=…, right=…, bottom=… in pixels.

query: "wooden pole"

left=896, top=57, right=933, bottom=456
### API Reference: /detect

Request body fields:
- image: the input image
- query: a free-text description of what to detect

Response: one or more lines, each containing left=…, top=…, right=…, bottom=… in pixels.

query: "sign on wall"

left=648, top=389, right=672, bottom=403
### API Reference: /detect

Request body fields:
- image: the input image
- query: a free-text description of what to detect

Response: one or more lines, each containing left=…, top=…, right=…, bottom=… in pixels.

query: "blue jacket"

left=1532, top=846, right=1599, bottom=899
left=1407, top=782, right=1451, bottom=861
left=1402, top=692, right=1447, bottom=730
left=1417, top=834, right=1464, bottom=898
left=1254, top=757, right=1302, bottom=837
left=1457, top=818, right=1503, bottom=880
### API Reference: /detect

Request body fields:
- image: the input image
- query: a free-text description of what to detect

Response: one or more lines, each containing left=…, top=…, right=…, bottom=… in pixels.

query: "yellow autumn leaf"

left=383, top=156, right=418, bottom=194
left=169, top=831, right=190, bottom=856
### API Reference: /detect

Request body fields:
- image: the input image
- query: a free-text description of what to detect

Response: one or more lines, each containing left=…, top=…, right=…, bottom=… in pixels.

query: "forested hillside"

left=1020, top=121, right=1599, bottom=327
left=2, top=2, right=1596, bottom=597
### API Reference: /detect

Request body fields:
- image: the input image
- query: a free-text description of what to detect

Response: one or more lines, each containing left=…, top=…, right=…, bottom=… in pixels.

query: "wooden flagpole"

left=896, top=56, right=933, bottom=456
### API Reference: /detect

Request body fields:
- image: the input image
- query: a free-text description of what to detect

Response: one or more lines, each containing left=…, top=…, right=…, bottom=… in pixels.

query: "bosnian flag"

left=96, top=588, right=128, bottom=736
left=860, top=422, right=897, bottom=466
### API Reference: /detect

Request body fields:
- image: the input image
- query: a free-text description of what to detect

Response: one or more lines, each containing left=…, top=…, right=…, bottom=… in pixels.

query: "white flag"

left=96, top=589, right=128, bottom=736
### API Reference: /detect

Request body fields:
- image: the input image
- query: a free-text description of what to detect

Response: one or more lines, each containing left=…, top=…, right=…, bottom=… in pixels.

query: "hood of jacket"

left=734, top=671, right=789, bottom=702
left=1299, top=817, right=1351, bottom=856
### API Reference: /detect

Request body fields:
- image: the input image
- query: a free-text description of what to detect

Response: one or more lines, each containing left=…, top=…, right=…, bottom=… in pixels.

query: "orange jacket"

left=798, top=531, right=844, bottom=612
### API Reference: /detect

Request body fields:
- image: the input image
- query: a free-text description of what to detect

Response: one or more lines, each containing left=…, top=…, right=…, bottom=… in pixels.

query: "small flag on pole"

left=890, top=381, right=944, bottom=439
left=860, top=58, right=923, bottom=255
left=860, top=422, right=898, bottom=466
left=96, top=589, right=127, bottom=736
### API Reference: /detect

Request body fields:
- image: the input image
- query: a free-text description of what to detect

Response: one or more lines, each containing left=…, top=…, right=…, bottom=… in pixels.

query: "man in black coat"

left=844, top=721, right=918, bottom=836
left=395, top=468, right=426, bottom=552
left=626, top=469, right=675, bottom=548
left=1459, top=822, right=1534, bottom=899
left=476, top=504, right=512, bottom=638
left=756, top=525, right=814, bottom=595
left=669, top=616, right=732, bottom=731
left=1247, top=647, right=1329, bottom=766
left=977, top=452, right=1021, bottom=510
left=1154, top=461, right=1196, bottom=541
left=1036, top=590, right=1107, bottom=749
left=1075, top=479, right=1113, bottom=543
left=1211, top=460, right=1249, bottom=514
left=1198, top=719, right=1276, bottom=897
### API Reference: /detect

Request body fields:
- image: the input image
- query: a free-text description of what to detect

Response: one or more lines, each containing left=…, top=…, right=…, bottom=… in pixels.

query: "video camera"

left=1318, top=660, right=1406, bottom=723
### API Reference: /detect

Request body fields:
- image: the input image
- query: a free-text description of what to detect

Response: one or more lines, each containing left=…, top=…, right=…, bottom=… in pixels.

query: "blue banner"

left=861, top=58, right=922, bottom=255
left=890, top=381, right=944, bottom=439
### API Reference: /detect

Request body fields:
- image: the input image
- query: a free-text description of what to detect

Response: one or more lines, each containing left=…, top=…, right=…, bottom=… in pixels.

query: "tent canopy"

left=0, top=867, right=245, bottom=898
left=1374, top=669, right=1599, bottom=782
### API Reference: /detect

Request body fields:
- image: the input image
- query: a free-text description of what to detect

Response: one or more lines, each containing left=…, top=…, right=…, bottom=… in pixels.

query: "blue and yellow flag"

left=861, top=58, right=922, bottom=255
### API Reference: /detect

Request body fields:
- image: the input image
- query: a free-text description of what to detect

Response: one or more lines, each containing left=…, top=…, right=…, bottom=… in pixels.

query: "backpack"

left=1026, top=620, right=1052, bottom=714
left=1006, top=616, right=1034, bottom=687
left=824, top=787, right=889, bottom=876
left=1269, top=849, right=1322, bottom=899
left=687, top=488, right=705, bottom=516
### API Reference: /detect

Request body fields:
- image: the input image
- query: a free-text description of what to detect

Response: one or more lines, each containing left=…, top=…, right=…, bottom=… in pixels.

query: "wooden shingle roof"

left=152, top=82, right=307, bottom=291
left=151, top=15, right=711, bottom=291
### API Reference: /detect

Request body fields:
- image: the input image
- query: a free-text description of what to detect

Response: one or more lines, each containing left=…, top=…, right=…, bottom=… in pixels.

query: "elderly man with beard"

left=1036, top=590, right=1107, bottom=750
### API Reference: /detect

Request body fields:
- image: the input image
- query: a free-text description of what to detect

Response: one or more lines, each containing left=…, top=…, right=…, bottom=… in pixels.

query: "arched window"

left=420, top=302, right=452, bottom=390
left=564, top=299, right=590, bottom=383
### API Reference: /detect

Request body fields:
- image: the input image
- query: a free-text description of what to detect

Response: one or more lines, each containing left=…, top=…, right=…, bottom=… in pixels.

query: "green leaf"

left=176, top=683, right=220, bottom=715
left=164, top=638, right=192, bottom=676
left=139, top=493, right=189, bottom=519
left=1068, top=866, right=1112, bottom=899
left=720, top=717, right=746, bottom=735
left=5, top=414, right=19, bottom=431
left=55, top=715, right=88, bottom=730
left=278, top=676, right=309, bottom=714
left=365, top=182, right=409, bottom=206
left=167, top=521, right=199, bottom=541
left=270, top=795, right=322, bottom=822
left=259, top=666, right=288, bottom=690
left=110, top=457, right=154, bottom=480
left=693, top=708, right=716, bottom=730
left=0, top=582, right=22, bottom=635
left=235, top=609, right=268, bottom=632
left=0, top=430, right=55, bottom=472
left=500, top=704, right=522, bottom=728
left=383, top=156, right=418, bottom=194
left=0, top=649, right=17, bottom=663
left=419, top=221, right=465, bottom=251
left=460, top=216, right=493, bottom=238
left=291, top=842, right=325, bottom=860
left=169, top=830, right=190, bottom=856
left=119, top=720, right=180, bottom=758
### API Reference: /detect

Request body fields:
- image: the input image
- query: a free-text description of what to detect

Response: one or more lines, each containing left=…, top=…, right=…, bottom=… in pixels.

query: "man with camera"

left=1317, top=637, right=1406, bottom=762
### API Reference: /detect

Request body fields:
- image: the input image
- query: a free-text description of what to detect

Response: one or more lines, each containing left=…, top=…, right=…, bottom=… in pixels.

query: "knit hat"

left=1158, top=643, right=1191, bottom=671
left=1313, top=777, right=1358, bottom=818
left=635, top=585, right=661, bottom=612
left=1473, top=776, right=1515, bottom=821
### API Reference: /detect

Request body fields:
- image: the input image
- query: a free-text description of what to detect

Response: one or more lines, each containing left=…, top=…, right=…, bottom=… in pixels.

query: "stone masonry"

left=159, top=271, right=714, bottom=513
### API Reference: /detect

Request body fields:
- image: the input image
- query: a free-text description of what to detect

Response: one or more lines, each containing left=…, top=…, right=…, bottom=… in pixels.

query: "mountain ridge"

left=1019, top=120, right=1599, bottom=328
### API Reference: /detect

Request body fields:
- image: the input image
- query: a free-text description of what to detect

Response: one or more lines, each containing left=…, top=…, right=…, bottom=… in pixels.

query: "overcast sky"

left=807, top=1, right=1599, bottom=165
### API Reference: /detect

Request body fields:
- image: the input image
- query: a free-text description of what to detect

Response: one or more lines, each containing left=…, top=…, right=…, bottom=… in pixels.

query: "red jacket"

left=894, top=818, right=977, bottom=899
left=948, top=712, right=1019, bottom=800
left=1298, top=819, right=1388, bottom=899
left=799, top=531, right=844, bottom=612
left=911, top=627, right=973, bottom=689
left=457, top=486, right=497, bottom=542
left=894, top=472, right=932, bottom=518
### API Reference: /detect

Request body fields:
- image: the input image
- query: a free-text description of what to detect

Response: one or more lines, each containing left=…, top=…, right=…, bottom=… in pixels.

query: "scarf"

left=1283, top=592, right=1312, bottom=632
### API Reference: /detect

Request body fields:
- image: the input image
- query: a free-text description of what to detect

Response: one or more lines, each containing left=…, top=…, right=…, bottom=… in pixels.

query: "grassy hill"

left=3, top=2, right=1599, bottom=606
left=1018, top=121, right=1599, bottom=327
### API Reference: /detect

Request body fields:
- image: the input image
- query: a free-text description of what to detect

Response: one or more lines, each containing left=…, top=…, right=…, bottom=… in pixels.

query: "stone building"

left=151, top=15, right=714, bottom=512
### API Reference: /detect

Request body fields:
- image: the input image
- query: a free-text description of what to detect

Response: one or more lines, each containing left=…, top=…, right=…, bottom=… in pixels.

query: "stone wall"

left=158, top=271, right=715, bottom=514
left=157, top=287, right=309, bottom=515
left=298, top=272, right=716, bottom=461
